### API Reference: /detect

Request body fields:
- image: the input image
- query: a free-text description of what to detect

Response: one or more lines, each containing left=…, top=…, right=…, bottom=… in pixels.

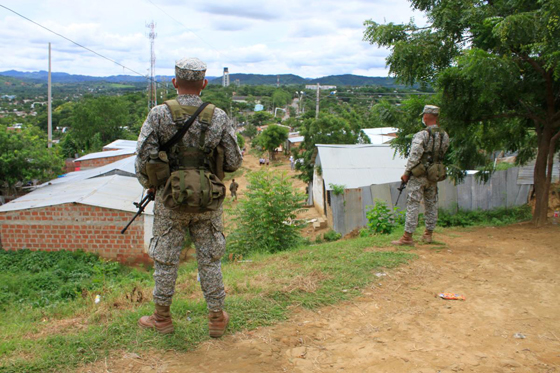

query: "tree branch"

left=518, top=53, right=546, bottom=77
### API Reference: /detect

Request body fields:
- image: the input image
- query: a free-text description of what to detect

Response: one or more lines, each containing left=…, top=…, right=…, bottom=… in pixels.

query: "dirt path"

left=84, top=224, right=560, bottom=373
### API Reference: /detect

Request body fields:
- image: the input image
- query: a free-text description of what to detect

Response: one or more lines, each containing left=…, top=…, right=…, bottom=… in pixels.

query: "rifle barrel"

left=121, top=193, right=154, bottom=234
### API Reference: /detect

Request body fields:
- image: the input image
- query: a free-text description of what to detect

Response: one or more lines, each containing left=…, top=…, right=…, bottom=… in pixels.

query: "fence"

left=328, top=167, right=531, bottom=236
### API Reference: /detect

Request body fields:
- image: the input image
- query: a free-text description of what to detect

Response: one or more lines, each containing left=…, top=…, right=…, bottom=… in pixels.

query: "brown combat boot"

left=391, top=231, right=415, bottom=246
left=420, top=229, right=433, bottom=243
left=138, top=304, right=174, bottom=334
left=208, top=310, right=230, bottom=338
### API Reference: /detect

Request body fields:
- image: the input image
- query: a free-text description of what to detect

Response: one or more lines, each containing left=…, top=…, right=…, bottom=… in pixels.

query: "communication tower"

left=222, top=67, right=230, bottom=87
left=147, top=21, right=157, bottom=109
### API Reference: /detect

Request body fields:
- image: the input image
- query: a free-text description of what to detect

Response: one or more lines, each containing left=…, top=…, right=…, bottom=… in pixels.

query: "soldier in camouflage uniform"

left=135, top=57, right=242, bottom=337
left=392, top=105, right=450, bottom=246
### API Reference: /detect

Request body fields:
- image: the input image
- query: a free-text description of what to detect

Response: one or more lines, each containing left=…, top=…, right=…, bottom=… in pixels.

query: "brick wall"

left=75, top=154, right=134, bottom=170
left=0, top=204, right=150, bottom=264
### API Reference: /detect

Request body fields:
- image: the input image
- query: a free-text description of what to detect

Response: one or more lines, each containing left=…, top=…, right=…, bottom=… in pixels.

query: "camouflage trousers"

left=149, top=199, right=226, bottom=311
left=404, top=176, right=438, bottom=234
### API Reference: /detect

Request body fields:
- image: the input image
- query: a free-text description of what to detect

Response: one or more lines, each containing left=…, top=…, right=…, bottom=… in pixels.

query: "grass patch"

left=0, top=235, right=413, bottom=372
left=433, top=205, right=532, bottom=228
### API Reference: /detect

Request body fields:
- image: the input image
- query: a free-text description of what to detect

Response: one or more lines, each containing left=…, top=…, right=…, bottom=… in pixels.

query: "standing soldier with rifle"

left=135, top=57, right=242, bottom=337
left=392, top=105, right=449, bottom=246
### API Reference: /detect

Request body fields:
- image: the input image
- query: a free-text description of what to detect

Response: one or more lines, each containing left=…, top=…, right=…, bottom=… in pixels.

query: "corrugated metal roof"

left=517, top=159, right=560, bottom=185
left=288, top=136, right=305, bottom=143
left=102, top=139, right=137, bottom=150
left=362, top=127, right=398, bottom=145
left=0, top=175, right=153, bottom=215
left=75, top=148, right=135, bottom=162
left=316, top=144, right=408, bottom=190
left=39, top=155, right=136, bottom=188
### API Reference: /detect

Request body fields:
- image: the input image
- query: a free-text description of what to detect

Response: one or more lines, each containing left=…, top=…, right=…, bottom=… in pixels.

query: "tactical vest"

left=411, top=127, right=447, bottom=182
left=160, top=99, right=227, bottom=212
left=164, top=99, right=218, bottom=175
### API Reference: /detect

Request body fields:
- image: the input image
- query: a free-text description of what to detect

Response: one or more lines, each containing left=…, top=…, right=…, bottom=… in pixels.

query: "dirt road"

left=87, top=223, right=560, bottom=373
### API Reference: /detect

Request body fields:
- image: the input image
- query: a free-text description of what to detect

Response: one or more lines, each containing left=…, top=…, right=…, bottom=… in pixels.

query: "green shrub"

left=227, top=169, right=307, bottom=257
left=365, top=200, right=405, bottom=234
left=436, top=205, right=532, bottom=227
left=323, top=230, right=342, bottom=242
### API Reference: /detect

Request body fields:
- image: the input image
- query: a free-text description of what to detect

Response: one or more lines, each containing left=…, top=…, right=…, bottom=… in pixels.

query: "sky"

left=0, top=0, right=426, bottom=79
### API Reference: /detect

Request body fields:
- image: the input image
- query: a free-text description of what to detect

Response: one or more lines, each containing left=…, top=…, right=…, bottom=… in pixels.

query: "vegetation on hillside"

left=364, top=0, right=560, bottom=225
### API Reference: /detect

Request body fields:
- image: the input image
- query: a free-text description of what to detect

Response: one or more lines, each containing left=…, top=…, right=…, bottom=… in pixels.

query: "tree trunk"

left=532, top=127, right=553, bottom=226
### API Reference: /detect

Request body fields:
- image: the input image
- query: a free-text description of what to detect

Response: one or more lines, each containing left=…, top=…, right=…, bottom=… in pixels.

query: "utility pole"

left=316, top=83, right=320, bottom=119
left=147, top=21, right=157, bottom=109
left=47, top=43, right=52, bottom=148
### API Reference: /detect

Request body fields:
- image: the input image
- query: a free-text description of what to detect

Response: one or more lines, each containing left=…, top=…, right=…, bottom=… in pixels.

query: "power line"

left=0, top=4, right=150, bottom=80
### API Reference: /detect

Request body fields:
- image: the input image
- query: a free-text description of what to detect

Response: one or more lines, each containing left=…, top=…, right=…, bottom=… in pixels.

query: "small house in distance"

left=74, top=148, right=136, bottom=170
left=311, top=144, right=407, bottom=218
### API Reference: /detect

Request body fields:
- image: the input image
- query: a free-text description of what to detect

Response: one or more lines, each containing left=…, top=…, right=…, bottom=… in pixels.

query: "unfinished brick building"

left=0, top=157, right=153, bottom=264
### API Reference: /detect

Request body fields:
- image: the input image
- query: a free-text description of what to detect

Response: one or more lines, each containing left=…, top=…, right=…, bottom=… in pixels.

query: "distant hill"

left=309, top=74, right=398, bottom=87
left=208, top=74, right=307, bottom=86
left=0, top=70, right=400, bottom=87
left=208, top=73, right=399, bottom=87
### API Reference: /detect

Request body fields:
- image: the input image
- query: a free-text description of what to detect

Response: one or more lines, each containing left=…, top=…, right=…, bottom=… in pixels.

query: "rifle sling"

left=160, top=102, right=210, bottom=152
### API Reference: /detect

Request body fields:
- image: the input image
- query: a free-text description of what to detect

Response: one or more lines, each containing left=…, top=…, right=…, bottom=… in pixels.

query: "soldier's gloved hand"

left=147, top=187, right=156, bottom=196
left=401, top=174, right=410, bottom=183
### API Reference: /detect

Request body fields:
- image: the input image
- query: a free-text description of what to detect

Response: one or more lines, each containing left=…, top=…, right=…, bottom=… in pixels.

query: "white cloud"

left=0, top=0, right=426, bottom=78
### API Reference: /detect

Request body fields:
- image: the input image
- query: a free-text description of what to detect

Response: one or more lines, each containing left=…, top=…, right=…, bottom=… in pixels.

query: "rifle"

left=121, top=191, right=155, bottom=234
left=395, top=181, right=407, bottom=206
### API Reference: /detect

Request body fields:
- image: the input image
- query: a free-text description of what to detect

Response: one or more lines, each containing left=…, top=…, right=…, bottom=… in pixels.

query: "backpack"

left=159, top=100, right=226, bottom=212
left=411, top=127, right=447, bottom=182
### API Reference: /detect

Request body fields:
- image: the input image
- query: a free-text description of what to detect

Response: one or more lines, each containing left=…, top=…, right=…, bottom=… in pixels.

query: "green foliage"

left=329, top=183, right=345, bottom=196
left=236, top=133, right=245, bottom=149
left=494, top=162, right=516, bottom=171
left=323, top=230, right=342, bottom=242
left=365, top=200, right=405, bottom=234
left=242, top=123, right=258, bottom=139
left=271, top=89, right=292, bottom=108
left=0, top=124, right=64, bottom=188
left=436, top=205, right=532, bottom=228
left=253, top=124, right=289, bottom=159
left=0, top=249, right=148, bottom=309
left=364, top=0, right=560, bottom=224
left=249, top=111, right=274, bottom=126
left=69, top=95, right=132, bottom=153
left=201, top=88, right=232, bottom=115
left=227, top=169, right=307, bottom=257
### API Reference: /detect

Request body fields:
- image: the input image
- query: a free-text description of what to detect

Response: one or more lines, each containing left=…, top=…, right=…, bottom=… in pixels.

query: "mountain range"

left=0, top=70, right=400, bottom=87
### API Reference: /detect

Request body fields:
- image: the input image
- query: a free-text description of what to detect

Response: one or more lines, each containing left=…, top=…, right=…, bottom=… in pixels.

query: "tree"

left=253, top=124, right=289, bottom=160
left=227, top=169, right=306, bottom=257
left=69, top=96, right=131, bottom=152
left=249, top=111, right=274, bottom=126
left=271, top=89, right=292, bottom=108
left=0, top=124, right=64, bottom=192
left=242, top=123, right=258, bottom=139
left=364, top=0, right=560, bottom=226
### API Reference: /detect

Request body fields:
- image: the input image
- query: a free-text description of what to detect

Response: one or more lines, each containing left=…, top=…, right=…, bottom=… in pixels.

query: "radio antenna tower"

left=147, top=21, right=157, bottom=109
